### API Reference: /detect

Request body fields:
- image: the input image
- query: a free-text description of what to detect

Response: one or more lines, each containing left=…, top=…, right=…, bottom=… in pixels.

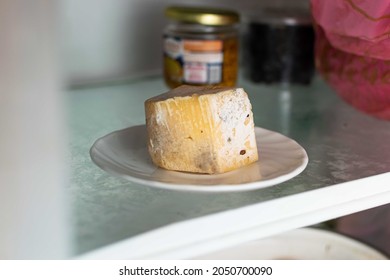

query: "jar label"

left=164, top=36, right=223, bottom=84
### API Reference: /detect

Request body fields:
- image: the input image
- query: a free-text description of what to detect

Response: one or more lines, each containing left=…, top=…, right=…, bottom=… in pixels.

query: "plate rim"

left=195, top=227, right=389, bottom=259
left=90, top=125, right=309, bottom=192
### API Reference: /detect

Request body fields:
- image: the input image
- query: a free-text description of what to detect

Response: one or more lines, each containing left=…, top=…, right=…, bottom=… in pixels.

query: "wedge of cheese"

left=144, top=85, right=258, bottom=174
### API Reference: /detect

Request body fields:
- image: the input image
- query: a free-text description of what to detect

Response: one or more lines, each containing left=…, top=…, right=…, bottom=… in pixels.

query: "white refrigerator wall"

left=0, top=0, right=70, bottom=259
left=61, top=0, right=309, bottom=86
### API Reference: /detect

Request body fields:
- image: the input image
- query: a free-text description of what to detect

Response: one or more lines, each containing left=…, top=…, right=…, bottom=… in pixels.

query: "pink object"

left=311, top=0, right=390, bottom=119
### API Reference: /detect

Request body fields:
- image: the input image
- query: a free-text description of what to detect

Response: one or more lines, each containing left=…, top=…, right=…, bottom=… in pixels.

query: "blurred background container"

left=244, top=8, right=315, bottom=85
left=163, top=6, right=240, bottom=88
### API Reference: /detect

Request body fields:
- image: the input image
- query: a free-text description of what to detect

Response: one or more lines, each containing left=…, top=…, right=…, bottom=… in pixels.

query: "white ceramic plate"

left=194, top=227, right=388, bottom=260
left=90, top=125, right=308, bottom=192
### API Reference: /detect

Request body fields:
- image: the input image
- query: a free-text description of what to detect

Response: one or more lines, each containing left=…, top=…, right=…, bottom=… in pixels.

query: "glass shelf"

left=67, top=75, right=390, bottom=258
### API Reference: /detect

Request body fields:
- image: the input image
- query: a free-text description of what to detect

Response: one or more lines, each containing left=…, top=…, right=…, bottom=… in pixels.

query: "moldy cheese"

left=145, top=85, right=258, bottom=174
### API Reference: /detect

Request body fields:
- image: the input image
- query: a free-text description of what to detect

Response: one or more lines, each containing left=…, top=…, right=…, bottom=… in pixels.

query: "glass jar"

left=163, top=6, right=239, bottom=88
left=245, top=8, right=315, bottom=85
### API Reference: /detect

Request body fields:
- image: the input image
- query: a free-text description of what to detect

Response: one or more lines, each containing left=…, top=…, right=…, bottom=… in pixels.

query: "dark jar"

left=245, top=8, right=315, bottom=85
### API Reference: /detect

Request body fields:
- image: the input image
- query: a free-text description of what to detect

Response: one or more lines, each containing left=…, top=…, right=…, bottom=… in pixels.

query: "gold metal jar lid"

left=165, top=6, right=239, bottom=26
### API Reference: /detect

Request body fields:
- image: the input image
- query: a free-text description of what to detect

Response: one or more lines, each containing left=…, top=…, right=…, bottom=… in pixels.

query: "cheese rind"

left=145, top=85, right=258, bottom=174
